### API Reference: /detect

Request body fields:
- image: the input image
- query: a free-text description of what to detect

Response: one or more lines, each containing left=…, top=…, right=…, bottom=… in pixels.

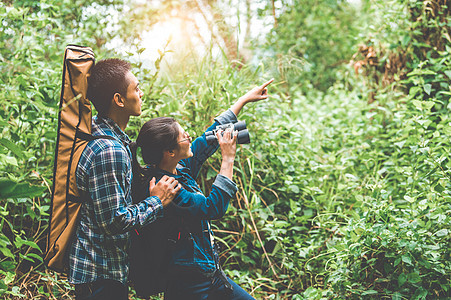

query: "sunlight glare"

left=138, top=14, right=211, bottom=69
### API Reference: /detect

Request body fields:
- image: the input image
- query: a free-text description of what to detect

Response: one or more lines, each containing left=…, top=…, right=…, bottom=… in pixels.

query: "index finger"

left=260, top=78, right=274, bottom=89
left=215, top=129, right=224, bottom=139
left=231, top=130, right=238, bottom=143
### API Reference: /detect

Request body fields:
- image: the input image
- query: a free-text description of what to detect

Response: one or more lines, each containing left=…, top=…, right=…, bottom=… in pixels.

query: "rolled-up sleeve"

left=114, top=195, right=164, bottom=230
left=214, top=109, right=238, bottom=125
left=170, top=174, right=237, bottom=220
left=212, top=174, right=238, bottom=198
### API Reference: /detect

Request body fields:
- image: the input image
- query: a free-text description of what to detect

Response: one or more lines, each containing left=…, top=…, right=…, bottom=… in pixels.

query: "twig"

left=237, top=177, right=280, bottom=280
left=219, top=218, right=246, bottom=258
left=212, top=229, right=240, bottom=235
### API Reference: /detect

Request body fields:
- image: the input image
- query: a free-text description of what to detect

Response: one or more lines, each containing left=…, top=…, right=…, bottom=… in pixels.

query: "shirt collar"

left=144, top=165, right=187, bottom=178
left=93, top=115, right=131, bottom=146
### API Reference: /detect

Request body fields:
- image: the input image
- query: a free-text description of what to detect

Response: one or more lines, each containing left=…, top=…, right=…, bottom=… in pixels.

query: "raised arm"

left=215, top=128, right=237, bottom=180
left=88, top=143, right=167, bottom=234
left=230, top=78, right=274, bottom=117
left=179, top=110, right=237, bottom=178
left=180, top=78, right=274, bottom=177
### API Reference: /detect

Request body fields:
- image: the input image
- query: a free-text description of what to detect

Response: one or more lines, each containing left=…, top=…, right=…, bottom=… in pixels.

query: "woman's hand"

left=216, top=129, right=237, bottom=180
left=217, top=129, right=237, bottom=161
left=239, top=78, right=274, bottom=103
left=230, top=78, right=274, bottom=116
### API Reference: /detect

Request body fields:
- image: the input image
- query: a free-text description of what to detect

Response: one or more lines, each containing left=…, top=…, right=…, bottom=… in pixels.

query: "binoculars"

left=205, top=120, right=250, bottom=145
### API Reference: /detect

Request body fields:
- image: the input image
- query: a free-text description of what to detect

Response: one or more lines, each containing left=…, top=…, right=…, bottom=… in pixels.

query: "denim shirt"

left=142, top=109, right=238, bottom=273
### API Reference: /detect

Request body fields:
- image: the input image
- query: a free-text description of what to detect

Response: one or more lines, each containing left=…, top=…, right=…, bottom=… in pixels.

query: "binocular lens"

left=237, top=129, right=250, bottom=144
left=233, top=120, right=247, bottom=131
left=204, top=120, right=250, bottom=145
left=205, top=134, right=217, bottom=144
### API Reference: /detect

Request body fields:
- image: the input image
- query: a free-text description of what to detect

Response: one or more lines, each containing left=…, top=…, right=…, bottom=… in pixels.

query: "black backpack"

left=129, top=217, right=179, bottom=296
left=129, top=171, right=186, bottom=297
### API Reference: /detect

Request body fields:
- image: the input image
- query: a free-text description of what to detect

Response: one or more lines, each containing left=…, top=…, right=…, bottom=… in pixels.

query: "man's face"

left=123, top=71, right=143, bottom=117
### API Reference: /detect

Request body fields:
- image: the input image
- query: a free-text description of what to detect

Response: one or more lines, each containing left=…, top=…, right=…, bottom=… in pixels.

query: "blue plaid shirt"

left=68, top=116, right=163, bottom=284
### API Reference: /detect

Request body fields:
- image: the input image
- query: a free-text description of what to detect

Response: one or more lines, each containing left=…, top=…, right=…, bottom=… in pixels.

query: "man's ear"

left=112, top=93, right=125, bottom=108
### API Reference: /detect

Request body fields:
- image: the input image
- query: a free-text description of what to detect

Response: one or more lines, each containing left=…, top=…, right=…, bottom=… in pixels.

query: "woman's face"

left=174, top=123, right=193, bottom=160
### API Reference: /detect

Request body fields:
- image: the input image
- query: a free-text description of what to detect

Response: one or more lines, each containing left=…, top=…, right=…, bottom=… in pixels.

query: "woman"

left=131, top=79, right=273, bottom=299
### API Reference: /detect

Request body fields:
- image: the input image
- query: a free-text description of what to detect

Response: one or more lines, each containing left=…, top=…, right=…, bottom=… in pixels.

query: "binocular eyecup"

left=205, top=120, right=250, bottom=145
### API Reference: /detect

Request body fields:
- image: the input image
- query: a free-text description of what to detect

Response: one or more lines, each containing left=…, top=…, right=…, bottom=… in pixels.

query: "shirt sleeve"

left=87, top=142, right=163, bottom=235
left=180, top=109, right=238, bottom=179
left=170, top=174, right=238, bottom=220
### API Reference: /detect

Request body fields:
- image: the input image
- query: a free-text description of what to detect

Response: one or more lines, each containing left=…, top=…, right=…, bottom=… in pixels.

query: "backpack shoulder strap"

left=75, top=130, right=117, bottom=142
left=73, top=130, right=126, bottom=202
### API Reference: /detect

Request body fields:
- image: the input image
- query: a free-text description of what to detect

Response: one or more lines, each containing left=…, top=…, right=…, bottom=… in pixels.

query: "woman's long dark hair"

left=130, top=117, right=180, bottom=201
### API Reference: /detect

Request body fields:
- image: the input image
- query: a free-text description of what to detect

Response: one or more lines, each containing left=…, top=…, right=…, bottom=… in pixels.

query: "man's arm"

left=148, top=175, right=181, bottom=207
left=88, top=143, right=177, bottom=235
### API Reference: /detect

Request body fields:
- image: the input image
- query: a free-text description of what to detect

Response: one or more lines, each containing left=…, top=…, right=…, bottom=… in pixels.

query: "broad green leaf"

left=3, top=272, right=14, bottom=285
left=434, top=184, right=445, bottom=193
left=423, top=101, right=434, bottom=110
left=423, top=84, right=432, bottom=95
left=25, top=253, right=43, bottom=263
left=362, top=290, right=378, bottom=295
left=0, top=247, right=14, bottom=259
left=0, top=180, right=46, bottom=199
left=0, top=139, right=24, bottom=159
left=412, top=100, right=422, bottom=109
left=14, top=237, right=41, bottom=251
left=0, top=179, right=16, bottom=195
left=288, top=185, right=300, bottom=193
left=1, top=155, right=18, bottom=167
left=407, top=69, right=437, bottom=76
left=0, top=280, right=6, bottom=293
left=404, top=195, right=415, bottom=203
left=435, top=229, right=448, bottom=237
left=408, top=272, right=421, bottom=283
left=398, top=273, right=407, bottom=286
left=402, top=255, right=412, bottom=265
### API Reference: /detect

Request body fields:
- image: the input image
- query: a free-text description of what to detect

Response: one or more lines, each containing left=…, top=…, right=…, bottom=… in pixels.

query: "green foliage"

left=265, top=0, right=361, bottom=91
left=0, top=1, right=128, bottom=298
left=1, top=0, right=450, bottom=299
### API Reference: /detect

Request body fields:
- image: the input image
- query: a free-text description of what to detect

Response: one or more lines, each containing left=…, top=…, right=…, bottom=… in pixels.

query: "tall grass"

left=1, top=7, right=449, bottom=297
left=129, top=47, right=450, bottom=299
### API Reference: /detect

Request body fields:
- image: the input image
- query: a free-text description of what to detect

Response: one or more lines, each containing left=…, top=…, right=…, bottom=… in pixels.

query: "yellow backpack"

left=44, top=45, right=112, bottom=272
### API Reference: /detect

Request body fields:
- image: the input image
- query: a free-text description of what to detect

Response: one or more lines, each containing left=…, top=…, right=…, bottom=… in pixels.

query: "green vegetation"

left=0, top=0, right=450, bottom=299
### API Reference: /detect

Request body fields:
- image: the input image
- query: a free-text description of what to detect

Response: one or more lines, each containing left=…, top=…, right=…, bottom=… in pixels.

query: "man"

left=68, top=58, right=180, bottom=299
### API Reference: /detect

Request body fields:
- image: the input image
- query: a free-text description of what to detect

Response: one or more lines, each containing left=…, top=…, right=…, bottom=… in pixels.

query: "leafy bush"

left=0, top=0, right=450, bottom=299
left=264, top=0, right=362, bottom=92
left=0, top=1, right=127, bottom=297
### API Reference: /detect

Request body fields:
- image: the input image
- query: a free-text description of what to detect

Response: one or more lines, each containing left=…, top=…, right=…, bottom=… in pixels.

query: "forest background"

left=0, top=0, right=450, bottom=299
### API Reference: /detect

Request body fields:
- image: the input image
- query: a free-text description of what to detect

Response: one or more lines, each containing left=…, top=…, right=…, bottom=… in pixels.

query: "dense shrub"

left=0, top=0, right=449, bottom=299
